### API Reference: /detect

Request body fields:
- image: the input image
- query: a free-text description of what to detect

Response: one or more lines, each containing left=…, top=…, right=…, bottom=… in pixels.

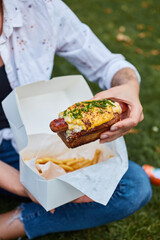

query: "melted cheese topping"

left=112, top=102, right=122, bottom=114
left=59, top=100, right=122, bottom=133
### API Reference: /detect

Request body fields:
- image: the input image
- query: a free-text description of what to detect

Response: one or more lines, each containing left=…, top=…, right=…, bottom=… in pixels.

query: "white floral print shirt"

left=0, top=0, right=140, bottom=147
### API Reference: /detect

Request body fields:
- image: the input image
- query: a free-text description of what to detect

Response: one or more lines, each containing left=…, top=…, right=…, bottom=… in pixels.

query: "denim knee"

left=138, top=170, right=152, bottom=207
left=106, top=161, right=152, bottom=220
left=119, top=161, right=152, bottom=215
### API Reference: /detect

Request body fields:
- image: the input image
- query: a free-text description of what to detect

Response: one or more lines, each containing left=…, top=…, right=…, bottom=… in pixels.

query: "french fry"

left=51, top=159, right=64, bottom=165
left=61, top=158, right=77, bottom=164
left=92, top=149, right=101, bottom=164
left=43, top=157, right=63, bottom=165
left=58, top=164, right=74, bottom=171
left=35, top=158, right=48, bottom=164
left=71, top=158, right=86, bottom=170
left=36, top=157, right=63, bottom=165
left=42, top=157, right=54, bottom=161
left=71, top=164, right=81, bottom=170
left=76, top=159, right=91, bottom=169
left=84, top=161, right=92, bottom=167
left=67, top=157, right=85, bottom=166
left=36, top=165, right=42, bottom=174
left=34, top=149, right=102, bottom=173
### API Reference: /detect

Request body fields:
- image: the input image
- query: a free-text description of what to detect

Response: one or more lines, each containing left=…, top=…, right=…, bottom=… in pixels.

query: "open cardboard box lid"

left=2, top=75, right=93, bottom=151
left=2, top=75, right=95, bottom=210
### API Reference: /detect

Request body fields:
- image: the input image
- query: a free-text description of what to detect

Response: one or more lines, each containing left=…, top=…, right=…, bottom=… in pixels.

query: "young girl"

left=0, top=0, right=151, bottom=239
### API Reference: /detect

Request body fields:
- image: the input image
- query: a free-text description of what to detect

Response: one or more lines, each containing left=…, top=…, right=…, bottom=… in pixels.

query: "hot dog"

left=50, top=99, right=128, bottom=148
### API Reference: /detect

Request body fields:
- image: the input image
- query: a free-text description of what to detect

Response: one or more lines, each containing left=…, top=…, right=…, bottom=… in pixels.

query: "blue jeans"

left=0, top=140, right=152, bottom=239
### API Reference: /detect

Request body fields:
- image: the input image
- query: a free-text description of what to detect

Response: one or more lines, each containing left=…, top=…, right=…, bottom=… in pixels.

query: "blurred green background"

left=1, top=0, right=160, bottom=239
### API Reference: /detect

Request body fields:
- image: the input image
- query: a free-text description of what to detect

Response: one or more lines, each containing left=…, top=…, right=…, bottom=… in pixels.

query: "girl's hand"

left=93, top=80, right=143, bottom=143
left=72, top=195, right=93, bottom=203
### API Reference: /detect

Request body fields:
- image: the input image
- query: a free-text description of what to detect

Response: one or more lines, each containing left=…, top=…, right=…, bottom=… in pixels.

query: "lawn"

left=1, top=0, right=160, bottom=239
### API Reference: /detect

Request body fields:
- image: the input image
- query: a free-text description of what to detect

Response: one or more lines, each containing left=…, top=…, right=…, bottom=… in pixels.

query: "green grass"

left=1, top=0, right=160, bottom=239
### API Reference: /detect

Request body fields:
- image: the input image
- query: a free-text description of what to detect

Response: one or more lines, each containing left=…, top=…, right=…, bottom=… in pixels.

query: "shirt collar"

left=2, top=0, right=23, bottom=39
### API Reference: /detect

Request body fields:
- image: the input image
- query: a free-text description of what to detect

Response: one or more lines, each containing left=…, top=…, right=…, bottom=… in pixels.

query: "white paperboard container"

left=2, top=75, right=93, bottom=211
left=3, top=75, right=128, bottom=211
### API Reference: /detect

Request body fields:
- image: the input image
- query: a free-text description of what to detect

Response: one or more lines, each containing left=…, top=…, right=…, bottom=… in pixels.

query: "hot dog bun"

left=50, top=99, right=127, bottom=148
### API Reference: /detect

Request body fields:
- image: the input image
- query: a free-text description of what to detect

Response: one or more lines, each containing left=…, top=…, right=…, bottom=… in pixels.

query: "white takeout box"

left=2, top=75, right=128, bottom=211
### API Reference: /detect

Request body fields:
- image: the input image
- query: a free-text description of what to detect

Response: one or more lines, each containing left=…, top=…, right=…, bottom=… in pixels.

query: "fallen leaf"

left=141, top=2, right=149, bottom=8
left=116, top=33, right=131, bottom=43
left=127, top=128, right=140, bottom=134
left=148, top=25, right=154, bottom=31
left=118, top=26, right=126, bottom=33
left=105, top=8, right=112, bottom=14
left=135, top=48, right=144, bottom=54
left=151, top=50, right=159, bottom=56
left=139, top=32, right=146, bottom=38
left=156, top=147, right=160, bottom=153
left=124, top=41, right=134, bottom=46
left=138, top=32, right=150, bottom=38
left=137, top=24, right=145, bottom=30
left=152, top=65, right=160, bottom=70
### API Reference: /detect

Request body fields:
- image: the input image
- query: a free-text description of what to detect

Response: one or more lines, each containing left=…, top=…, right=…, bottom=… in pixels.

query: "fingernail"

left=101, top=134, right=108, bottom=139
left=110, top=126, right=118, bottom=131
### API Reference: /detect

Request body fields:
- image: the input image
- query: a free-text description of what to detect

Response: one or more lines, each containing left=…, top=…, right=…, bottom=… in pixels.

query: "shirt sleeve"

left=53, top=0, right=141, bottom=89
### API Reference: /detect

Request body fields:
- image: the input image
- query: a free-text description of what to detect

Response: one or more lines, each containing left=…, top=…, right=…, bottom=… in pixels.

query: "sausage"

left=119, top=102, right=128, bottom=113
left=50, top=118, right=68, bottom=132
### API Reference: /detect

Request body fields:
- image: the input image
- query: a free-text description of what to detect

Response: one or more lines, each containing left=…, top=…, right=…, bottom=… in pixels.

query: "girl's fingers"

left=100, top=130, right=130, bottom=143
left=110, top=103, right=142, bottom=130
left=50, top=209, right=55, bottom=214
left=72, top=196, right=93, bottom=203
